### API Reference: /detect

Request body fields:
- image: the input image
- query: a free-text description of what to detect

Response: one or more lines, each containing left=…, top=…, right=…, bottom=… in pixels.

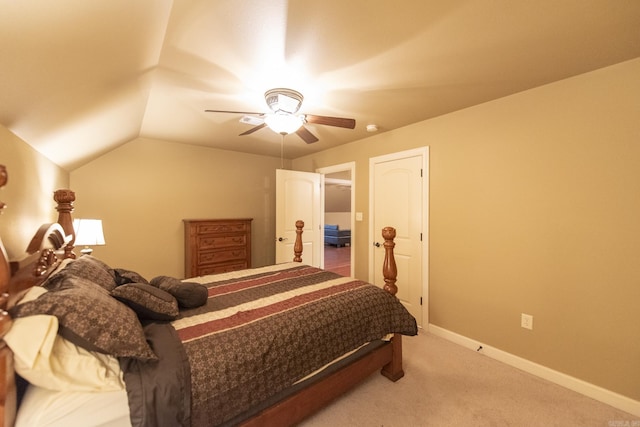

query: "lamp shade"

left=73, top=219, right=106, bottom=246
left=264, top=112, right=304, bottom=135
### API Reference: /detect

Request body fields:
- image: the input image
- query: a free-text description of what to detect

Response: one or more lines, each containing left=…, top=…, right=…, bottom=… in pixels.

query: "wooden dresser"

left=183, top=218, right=252, bottom=278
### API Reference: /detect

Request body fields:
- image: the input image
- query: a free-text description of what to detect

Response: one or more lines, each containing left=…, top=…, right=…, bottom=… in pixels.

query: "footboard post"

left=381, top=334, right=404, bottom=381
left=379, top=226, right=405, bottom=381
left=293, top=220, right=304, bottom=262
left=381, top=227, right=397, bottom=296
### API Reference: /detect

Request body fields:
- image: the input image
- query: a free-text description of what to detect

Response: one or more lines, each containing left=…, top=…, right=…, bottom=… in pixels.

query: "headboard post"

left=0, top=165, right=16, bottom=427
left=53, top=189, right=76, bottom=259
left=0, top=165, right=6, bottom=214
left=382, top=226, right=398, bottom=296
left=0, top=165, right=8, bottom=290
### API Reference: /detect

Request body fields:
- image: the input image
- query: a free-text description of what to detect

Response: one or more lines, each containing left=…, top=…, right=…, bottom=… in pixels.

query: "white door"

left=275, top=169, right=323, bottom=266
left=370, top=148, right=428, bottom=327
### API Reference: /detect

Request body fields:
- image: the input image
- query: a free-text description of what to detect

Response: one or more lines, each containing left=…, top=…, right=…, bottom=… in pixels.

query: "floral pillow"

left=150, top=276, right=209, bottom=308
left=10, top=276, right=156, bottom=361
left=114, top=268, right=149, bottom=286
left=4, top=287, right=125, bottom=392
left=46, top=255, right=117, bottom=292
left=112, top=283, right=179, bottom=321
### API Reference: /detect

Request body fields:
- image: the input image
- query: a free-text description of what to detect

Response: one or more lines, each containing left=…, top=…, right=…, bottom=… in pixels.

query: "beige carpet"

left=301, top=332, right=638, bottom=426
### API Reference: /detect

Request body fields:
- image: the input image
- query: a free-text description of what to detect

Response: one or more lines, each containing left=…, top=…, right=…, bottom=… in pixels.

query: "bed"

left=0, top=167, right=418, bottom=427
left=324, top=224, right=351, bottom=247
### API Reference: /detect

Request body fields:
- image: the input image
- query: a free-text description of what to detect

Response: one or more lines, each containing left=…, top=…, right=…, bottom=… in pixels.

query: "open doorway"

left=317, top=162, right=355, bottom=277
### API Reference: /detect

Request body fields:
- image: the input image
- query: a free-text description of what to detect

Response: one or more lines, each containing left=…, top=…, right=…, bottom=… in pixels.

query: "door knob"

left=374, top=242, right=381, bottom=247
left=278, top=237, right=287, bottom=242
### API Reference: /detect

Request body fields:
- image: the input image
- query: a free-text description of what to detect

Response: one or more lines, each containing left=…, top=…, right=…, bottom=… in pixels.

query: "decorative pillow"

left=44, top=257, right=74, bottom=281
left=4, top=286, right=125, bottom=392
left=112, top=283, right=179, bottom=321
left=114, top=268, right=149, bottom=286
left=150, top=276, right=209, bottom=308
left=5, top=315, right=125, bottom=392
left=45, top=273, right=111, bottom=295
left=10, top=276, right=157, bottom=361
left=46, top=255, right=117, bottom=292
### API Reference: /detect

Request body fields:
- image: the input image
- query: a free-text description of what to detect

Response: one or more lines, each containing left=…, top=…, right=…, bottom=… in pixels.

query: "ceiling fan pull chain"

left=281, top=134, right=285, bottom=170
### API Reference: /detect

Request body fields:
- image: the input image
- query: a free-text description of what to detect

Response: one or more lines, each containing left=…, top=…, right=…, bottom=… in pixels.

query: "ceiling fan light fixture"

left=206, top=87, right=354, bottom=143
left=264, top=112, right=304, bottom=135
left=265, top=88, right=303, bottom=114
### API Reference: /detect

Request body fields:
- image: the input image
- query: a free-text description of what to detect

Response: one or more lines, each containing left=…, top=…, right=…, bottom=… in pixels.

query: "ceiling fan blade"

left=205, top=109, right=264, bottom=115
left=295, top=126, right=319, bottom=144
left=239, top=123, right=267, bottom=136
left=304, top=114, right=356, bottom=129
left=240, top=115, right=264, bottom=126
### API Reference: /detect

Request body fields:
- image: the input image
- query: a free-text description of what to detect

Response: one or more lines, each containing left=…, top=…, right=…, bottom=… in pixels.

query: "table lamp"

left=73, top=218, right=105, bottom=256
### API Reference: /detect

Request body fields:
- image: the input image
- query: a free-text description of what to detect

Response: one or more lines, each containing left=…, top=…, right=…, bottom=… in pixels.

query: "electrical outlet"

left=521, top=313, right=533, bottom=330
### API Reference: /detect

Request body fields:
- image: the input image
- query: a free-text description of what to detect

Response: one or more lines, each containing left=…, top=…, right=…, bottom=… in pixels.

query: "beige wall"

left=0, top=125, right=69, bottom=259
left=293, top=58, right=640, bottom=401
left=70, top=137, right=287, bottom=280
left=325, top=184, right=351, bottom=212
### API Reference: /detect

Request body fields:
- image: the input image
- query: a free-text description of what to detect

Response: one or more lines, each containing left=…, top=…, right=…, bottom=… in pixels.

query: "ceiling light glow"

left=264, top=112, right=304, bottom=134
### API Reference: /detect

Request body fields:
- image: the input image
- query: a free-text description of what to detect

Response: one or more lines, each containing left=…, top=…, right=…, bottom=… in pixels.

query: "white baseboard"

left=427, top=324, right=640, bottom=417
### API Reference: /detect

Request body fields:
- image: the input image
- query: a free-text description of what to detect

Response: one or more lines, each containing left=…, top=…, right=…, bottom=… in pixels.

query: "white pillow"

left=4, top=287, right=125, bottom=392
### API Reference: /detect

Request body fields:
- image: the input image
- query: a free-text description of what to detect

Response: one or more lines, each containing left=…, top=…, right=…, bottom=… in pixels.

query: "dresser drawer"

left=198, top=234, right=247, bottom=250
left=198, top=261, right=248, bottom=276
left=199, top=248, right=247, bottom=265
left=196, top=222, right=249, bottom=234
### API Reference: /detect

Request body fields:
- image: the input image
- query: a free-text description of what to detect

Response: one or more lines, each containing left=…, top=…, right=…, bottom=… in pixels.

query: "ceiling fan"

left=205, top=88, right=356, bottom=144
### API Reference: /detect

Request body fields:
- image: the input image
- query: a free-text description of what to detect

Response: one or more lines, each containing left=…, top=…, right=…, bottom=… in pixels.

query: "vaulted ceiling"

left=2, top=0, right=640, bottom=170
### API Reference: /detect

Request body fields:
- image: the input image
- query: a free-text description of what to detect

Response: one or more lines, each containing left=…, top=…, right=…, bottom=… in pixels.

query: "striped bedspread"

left=173, top=262, right=418, bottom=426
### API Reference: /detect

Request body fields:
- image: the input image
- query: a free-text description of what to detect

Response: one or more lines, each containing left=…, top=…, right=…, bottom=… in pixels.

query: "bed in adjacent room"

left=0, top=167, right=417, bottom=427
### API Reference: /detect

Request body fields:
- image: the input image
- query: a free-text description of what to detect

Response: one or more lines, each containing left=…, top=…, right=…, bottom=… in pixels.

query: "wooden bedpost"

left=379, top=226, right=405, bottom=381
left=0, top=165, right=8, bottom=289
left=53, top=189, right=76, bottom=259
left=381, top=226, right=398, bottom=296
left=0, top=165, right=16, bottom=427
left=293, top=220, right=304, bottom=262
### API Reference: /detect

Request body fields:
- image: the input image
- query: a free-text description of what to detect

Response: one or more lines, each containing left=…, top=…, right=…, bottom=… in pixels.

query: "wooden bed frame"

left=0, top=168, right=405, bottom=427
